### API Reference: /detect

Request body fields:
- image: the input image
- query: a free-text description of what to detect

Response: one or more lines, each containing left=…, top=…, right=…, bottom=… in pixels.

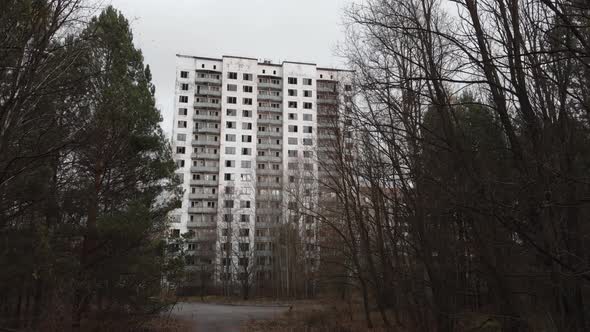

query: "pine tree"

left=66, top=6, right=183, bottom=327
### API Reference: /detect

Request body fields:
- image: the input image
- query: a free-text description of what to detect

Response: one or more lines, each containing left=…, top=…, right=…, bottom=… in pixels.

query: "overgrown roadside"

left=242, top=298, right=395, bottom=332
left=241, top=298, right=510, bottom=332
left=178, top=295, right=294, bottom=307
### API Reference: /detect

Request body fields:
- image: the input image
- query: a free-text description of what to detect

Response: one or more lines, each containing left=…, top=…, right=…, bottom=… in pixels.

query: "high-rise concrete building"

left=170, top=54, right=352, bottom=288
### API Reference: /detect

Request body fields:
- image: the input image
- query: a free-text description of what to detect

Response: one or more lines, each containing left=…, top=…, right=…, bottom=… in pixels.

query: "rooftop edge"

left=176, top=54, right=351, bottom=72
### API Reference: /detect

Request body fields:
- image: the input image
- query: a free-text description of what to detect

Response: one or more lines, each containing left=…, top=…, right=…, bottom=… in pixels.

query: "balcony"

left=192, top=140, right=220, bottom=147
left=256, top=155, right=282, bottom=162
left=256, top=194, right=282, bottom=201
left=193, top=114, right=220, bottom=122
left=257, top=131, right=282, bottom=138
left=188, top=193, right=218, bottom=200
left=186, top=249, right=217, bottom=258
left=316, top=146, right=334, bottom=152
left=317, top=121, right=338, bottom=128
left=186, top=219, right=216, bottom=228
left=191, top=139, right=219, bottom=146
left=188, top=207, right=218, bottom=214
left=257, top=94, right=282, bottom=102
left=317, top=98, right=338, bottom=105
left=256, top=208, right=281, bottom=215
left=257, top=169, right=282, bottom=176
left=195, top=76, right=221, bottom=84
left=190, top=179, right=218, bottom=186
left=193, top=127, right=220, bottom=134
left=257, top=143, right=282, bottom=150
left=195, top=88, right=221, bottom=97
left=258, top=182, right=282, bottom=189
left=187, top=232, right=217, bottom=241
left=186, top=249, right=215, bottom=260
left=185, top=264, right=215, bottom=274
left=258, top=106, right=282, bottom=113
left=258, top=82, right=281, bottom=89
left=191, top=153, right=219, bottom=160
left=318, top=132, right=338, bottom=139
left=318, top=138, right=337, bottom=147
left=317, top=111, right=339, bottom=119
left=257, top=118, right=282, bottom=126
left=194, top=101, right=221, bottom=109
left=317, top=158, right=338, bottom=167
left=255, top=236, right=273, bottom=242
left=190, top=166, right=218, bottom=173
left=316, top=86, right=337, bottom=93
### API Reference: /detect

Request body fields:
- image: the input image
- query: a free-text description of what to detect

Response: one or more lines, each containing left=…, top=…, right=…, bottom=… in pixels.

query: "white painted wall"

left=171, top=54, right=351, bottom=283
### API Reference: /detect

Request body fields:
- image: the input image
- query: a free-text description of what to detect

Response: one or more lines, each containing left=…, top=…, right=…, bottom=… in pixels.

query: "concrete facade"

left=171, top=54, right=352, bottom=286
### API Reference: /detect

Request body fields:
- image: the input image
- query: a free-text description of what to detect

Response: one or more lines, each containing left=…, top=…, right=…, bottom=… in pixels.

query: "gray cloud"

left=107, top=0, right=352, bottom=137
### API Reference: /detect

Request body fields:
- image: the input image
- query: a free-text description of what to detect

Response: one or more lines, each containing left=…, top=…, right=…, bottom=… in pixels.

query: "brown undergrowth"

left=242, top=298, right=396, bottom=332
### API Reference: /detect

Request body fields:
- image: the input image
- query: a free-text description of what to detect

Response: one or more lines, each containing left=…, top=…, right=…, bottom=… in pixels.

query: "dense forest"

left=1, top=0, right=590, bottom=331
left=309, top=0, right=590, bottom=331
left=0, top=1, right=182, bottom=330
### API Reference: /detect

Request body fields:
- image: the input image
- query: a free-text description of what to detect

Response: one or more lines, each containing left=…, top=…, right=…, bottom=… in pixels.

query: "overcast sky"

left=107, top=0, right=354, bottom=137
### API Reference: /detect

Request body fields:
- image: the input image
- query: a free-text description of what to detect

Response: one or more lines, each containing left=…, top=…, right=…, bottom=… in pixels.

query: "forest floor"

left=179, top=295, right=296, bottom=307
left=163, top=301, right=288, bottom=332
left=241, top=297, right=396, bottom=332
left=163, top=296, right=503, bottom=331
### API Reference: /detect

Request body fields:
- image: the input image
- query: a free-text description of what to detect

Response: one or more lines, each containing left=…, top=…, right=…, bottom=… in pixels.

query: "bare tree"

left=333, top=0, right=590, bottom=330
left=217, top=178, right=258, bottom=300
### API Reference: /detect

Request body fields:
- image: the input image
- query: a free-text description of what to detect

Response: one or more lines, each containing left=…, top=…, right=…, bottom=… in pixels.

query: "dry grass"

left=243, top=305, right=511, bottom=332
left=178, top=294, right=305, bottom=308
left=130, top=316, right=194, bottom=332
left=242, top=298, right=396, bottom=332
left=70, top=315, right=194, bottom=332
